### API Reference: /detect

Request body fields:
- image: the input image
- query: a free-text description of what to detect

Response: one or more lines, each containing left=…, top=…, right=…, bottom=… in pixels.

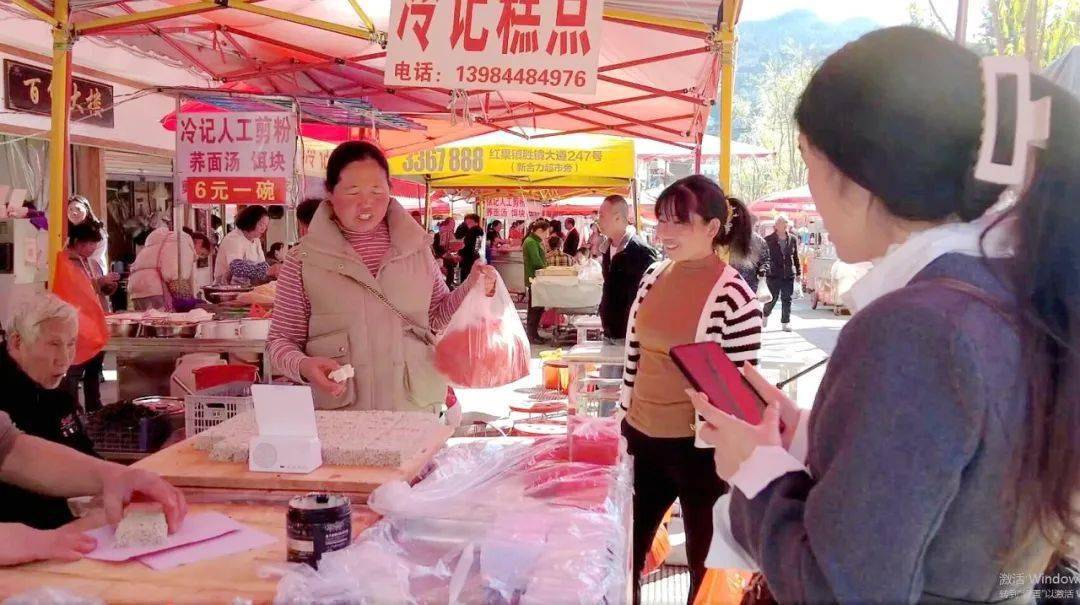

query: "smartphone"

left=670, top=341, right=768, bottom=425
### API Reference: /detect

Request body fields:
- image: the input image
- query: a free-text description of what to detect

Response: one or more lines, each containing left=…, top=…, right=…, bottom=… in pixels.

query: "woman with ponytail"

left=617, top=174, right=761, bottom=603
left=689, top=26, right=1079, bottom=602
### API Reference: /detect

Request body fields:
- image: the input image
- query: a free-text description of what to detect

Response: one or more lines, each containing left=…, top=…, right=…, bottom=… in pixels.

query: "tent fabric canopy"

left=750, top=184, right=817, bottom=215
left=24, top=1, right=732, bottom=157
left=541, top=195, right=658, bottom=221
left=635, top=134, right=772, bottom=159
left=160, top=86, right=425, bottom=133
left=389, top=130, right=635, bottom=192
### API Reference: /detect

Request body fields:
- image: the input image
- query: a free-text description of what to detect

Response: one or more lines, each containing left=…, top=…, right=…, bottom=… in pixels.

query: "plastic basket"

left=184, top=381, right=253, bottom=438
left=86, top=408, right=171, bottom=454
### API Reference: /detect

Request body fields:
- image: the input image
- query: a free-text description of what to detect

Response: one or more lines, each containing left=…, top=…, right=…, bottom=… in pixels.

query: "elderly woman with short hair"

left=0, top=293, right=99, bottom=529
left=0, top=298, right=186, bottom=561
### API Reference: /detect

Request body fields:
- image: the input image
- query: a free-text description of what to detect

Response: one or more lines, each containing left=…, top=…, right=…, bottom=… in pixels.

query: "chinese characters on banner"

left=302, top=147, right=334, bottom=176
left=393, top=145, right=608, bottom=176
left=174, top=111, right=297, bottom=205
left=386, top=0, right=604, bottom=94
left=485, top=197, right=528, bottom=217
left=3, top=60, right=114, bottom=128
left=487, top=198, right=542, bottom=221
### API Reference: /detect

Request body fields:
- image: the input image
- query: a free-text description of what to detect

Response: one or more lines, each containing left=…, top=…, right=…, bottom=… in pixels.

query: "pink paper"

left=84, top=512, right=242, bottom=562
left=138, top=526, right=278, bottom=570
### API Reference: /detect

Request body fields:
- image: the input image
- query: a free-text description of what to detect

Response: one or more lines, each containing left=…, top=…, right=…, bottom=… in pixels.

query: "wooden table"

left=133, top=425, right=454, bottom=500
left=0, top=501, right=379, bottom=604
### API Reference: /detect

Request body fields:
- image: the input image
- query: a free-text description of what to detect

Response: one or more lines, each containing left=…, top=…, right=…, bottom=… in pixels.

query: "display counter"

left=0, top=433, right=631, bottom=604
left=490, top=247, right=525, bottom=295
left=0, top=500, right=379, bottom=604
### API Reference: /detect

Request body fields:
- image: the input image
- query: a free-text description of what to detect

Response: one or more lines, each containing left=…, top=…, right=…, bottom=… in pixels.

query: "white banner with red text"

left=174, top=111, right=298, bottom=206
left=386, top=0, right=604, bottom=94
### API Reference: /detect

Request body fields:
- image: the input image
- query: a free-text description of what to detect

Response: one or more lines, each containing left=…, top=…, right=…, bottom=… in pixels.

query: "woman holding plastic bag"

left=266, top=141, right=497, bottom=413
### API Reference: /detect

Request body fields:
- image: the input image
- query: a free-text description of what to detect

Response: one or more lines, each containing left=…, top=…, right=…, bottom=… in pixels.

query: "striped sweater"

left=619, top=259, right=763, bottom=412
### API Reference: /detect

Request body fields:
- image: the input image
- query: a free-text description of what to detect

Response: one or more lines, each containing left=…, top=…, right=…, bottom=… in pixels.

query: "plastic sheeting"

left=274, top=420, right=631, bottom=605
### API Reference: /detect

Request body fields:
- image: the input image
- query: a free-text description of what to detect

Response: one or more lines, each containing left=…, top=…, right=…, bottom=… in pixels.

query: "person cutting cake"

left=267, top=141, right=496, bottom=412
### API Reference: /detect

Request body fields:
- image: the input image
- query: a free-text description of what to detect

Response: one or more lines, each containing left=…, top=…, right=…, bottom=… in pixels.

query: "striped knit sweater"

left=619, top=259, right=763, bottom=412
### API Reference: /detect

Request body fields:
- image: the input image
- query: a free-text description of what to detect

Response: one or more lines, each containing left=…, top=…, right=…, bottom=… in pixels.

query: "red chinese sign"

left=174, top=111, right=297, bottom=205
left=184, top=177, right=287, bottom=205
left=387, top=0, right=603, bottom=94
left=3, top=60, right=114, bottom=128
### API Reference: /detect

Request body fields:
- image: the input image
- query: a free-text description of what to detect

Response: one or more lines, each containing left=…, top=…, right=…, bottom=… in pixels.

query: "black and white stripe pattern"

left=619, top=259, right=763, bottom=412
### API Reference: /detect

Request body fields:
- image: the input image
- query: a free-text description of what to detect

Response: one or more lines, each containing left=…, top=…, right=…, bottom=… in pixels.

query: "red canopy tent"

left=749, top=185, right=818, bottom=216
left=11, top=0, right=747, bottom=270
left=44, top=1, right=738, bottom=155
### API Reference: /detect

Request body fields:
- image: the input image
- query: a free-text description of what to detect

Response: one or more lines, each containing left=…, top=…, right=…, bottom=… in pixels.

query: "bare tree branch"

left=989, top=0, right=1008, bottom=55
left=927, top=0, right=955, bottom=37
left=1024, top=0, right=1039, bottom=66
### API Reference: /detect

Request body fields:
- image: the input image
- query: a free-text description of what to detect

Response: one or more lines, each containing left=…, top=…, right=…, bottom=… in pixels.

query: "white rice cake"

left=195, top=410, right=442, bottom=468
left=328, top=364, right=355, bottom=384
left=114, top=508, right=167, bottom=548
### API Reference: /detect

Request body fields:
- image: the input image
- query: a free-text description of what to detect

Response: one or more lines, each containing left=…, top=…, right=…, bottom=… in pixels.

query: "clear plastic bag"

left=434, top=272, right=530, bottom=388
left=1, top=588, right=104, bottom=605
left=276, top=438, right=632, bottom=605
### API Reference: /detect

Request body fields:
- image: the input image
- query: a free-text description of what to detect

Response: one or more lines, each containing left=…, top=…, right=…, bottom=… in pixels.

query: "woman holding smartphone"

left=691, top=27, right=1079, bottom=602
left=618, top=174, right=761, bottom=603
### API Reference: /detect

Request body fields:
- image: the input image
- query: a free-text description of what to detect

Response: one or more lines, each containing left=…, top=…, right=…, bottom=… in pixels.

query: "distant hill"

left=708, top=9, right=880, bottom=135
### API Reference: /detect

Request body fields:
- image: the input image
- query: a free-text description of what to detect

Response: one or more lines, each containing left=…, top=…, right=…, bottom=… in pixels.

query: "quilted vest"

left=297, top=200, right=446, bottom=412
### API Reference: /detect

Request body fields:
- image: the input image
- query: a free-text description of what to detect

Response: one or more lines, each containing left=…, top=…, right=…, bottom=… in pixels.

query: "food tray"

left=184, top=381, right=253, bottom=438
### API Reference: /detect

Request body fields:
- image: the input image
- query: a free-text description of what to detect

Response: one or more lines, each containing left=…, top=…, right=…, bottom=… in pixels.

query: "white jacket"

left=128, top=228, right=195, bottom=300
left=214, top=227, right=265, bottom=283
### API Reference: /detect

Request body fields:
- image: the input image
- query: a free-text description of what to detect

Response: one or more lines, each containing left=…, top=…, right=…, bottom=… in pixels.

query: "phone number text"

left=455, top=66, right=588, bottom=88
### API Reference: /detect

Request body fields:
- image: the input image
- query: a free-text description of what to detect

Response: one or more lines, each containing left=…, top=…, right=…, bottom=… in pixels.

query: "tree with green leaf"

left=977, top=0, right=1079, bottom=68
left=730, top=44, right=816, bottom=202
left=908, top=0, right=1078, bottom=68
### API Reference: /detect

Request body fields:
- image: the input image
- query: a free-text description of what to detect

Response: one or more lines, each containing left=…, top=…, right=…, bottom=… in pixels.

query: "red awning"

left=749, top=185, right=817, bottom=216
left=55, top=1, right=729, bottom=156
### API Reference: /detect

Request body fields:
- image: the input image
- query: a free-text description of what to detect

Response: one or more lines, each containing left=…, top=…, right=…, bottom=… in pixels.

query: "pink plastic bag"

left=434, top=272, right=531, bottom=388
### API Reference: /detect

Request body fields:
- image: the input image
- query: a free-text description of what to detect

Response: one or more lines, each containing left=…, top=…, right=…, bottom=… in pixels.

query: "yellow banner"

left=389, top=135, right=635, bottom=188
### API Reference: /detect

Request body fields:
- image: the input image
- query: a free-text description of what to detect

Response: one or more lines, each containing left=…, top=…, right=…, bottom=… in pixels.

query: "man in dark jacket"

left=455, top=213, right=486, bottom=283
left=763, top=215, right=801, bottom=331
left=598, top=195, right=659, bottom=341
left=562, top=218, right=581, bottom=256
left=0, top=294, right=99, bottom=529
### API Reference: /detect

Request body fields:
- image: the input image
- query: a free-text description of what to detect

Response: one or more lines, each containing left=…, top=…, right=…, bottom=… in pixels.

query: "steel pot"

left=106, top=319, right=140, bottom=338
left=141, top=321, right=198, bottom=338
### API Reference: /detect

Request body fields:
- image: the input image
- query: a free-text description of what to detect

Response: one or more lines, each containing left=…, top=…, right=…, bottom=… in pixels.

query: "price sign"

left=175, top=111, right=297, bottom=205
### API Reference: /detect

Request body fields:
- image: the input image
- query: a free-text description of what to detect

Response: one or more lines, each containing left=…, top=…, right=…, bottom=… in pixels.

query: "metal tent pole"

left=46, top=0, right=73, bottom=283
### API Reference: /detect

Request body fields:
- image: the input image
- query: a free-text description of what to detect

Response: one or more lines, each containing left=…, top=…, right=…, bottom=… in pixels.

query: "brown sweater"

left=627, top=255, right=725, bottom=438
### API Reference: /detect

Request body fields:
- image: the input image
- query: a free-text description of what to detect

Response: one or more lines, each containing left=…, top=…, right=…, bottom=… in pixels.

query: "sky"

left=740, top=0, right=989, bottom=41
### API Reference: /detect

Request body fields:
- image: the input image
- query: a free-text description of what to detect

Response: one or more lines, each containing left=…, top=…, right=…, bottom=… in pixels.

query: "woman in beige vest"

left=267, top=141, right=495, bottom=412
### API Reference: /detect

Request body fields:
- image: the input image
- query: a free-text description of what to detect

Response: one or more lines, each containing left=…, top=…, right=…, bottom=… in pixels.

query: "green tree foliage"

left=731, top=45, right=815, bottom=203
left=978, top=0, right=1079, bottom=68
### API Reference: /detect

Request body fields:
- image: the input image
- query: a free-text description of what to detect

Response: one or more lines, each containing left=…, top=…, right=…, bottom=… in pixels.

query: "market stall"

left=0, top=429, right=631, bottom=604
left=1, top=0, right=741, bottom=601
left=390, top=130, right=635, bottom=303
